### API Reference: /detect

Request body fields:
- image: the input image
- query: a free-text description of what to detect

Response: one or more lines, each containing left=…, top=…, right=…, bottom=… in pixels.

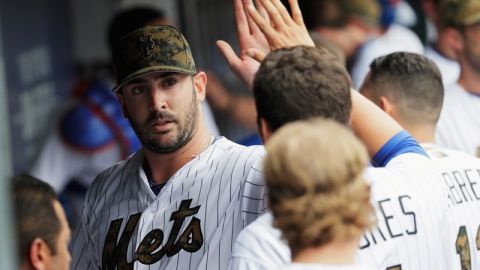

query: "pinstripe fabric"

left=423, top=144, right=480, bottom=270
left=357, top=154, right=450, bottom=270
left=70, top=137, right=266, bottom=270
left=227, top=154, right=451, bottom=270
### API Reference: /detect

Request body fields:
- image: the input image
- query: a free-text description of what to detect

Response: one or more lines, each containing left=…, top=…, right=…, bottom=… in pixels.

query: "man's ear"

left=29, top=238, right=51, bottom=270
left=193, top=71, right=207, bottom=102
left=379, top=96, right=394, bottom=116
left=445, top=27, right=464, bottom=57
left=258, top=118, right=272, bottom=144
left=116, top=91, right=128, bottom=119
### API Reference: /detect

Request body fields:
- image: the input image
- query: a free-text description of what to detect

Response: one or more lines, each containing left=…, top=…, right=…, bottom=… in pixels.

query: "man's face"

left=48, top=201, right=71, bottom=270
left=461, top=23, right=480, bottom=72
left=118, top=72, right=203, bottom=154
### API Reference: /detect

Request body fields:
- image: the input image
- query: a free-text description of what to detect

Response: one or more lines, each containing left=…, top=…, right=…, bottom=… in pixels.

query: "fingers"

left=258, top=0, right=286, bottom=29
left=216, top=40, right=241, bottom=68
left=271, top=0, right=294, bottom=26
left=255, top=0, right=270, bottom=26
left=288, top=0, right=305, bottom=25
left=242, top=0, right=261, bottom=35
left=234, top=0, right=249, bottom=37
left=247, top=3, right=273, bottom=33
left=246, top=48, right=267, bottom=62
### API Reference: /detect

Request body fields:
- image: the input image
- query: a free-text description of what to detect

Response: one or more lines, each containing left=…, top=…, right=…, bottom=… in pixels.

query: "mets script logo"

left=138, top=35, right=156, bottom=58
left=102, top=199, right=203, bottom=269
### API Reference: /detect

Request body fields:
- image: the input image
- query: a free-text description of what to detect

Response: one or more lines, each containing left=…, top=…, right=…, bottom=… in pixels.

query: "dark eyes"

left=127, top=76, right=178, bottom=95
left=131, top=86, right=147, bottom=95
left=162, top=77, right=177, bottom=87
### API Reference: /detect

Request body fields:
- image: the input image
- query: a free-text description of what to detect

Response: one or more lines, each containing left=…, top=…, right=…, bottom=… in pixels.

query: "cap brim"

left=113, top=65, right=196, bottom=92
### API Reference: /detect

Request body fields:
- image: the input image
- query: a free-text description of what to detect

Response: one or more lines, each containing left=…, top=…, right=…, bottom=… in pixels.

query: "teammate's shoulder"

left=212, top=136, right=265, bottom=156
left=425, top=144, right=480, bottom=164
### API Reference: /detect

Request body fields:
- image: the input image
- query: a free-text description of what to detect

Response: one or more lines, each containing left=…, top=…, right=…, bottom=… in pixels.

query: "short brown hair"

left=12, top=175, right=61, bottom=261
left=361, top=52, right=444, bottom=126
left=264, top=118, right=374, bottom=255
left=253, top=46, right=352, bottom=132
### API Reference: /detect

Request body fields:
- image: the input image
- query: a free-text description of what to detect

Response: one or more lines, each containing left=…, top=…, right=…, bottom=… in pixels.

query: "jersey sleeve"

left=70, top=192, right=99, bottom=269
left=371, top=130, right=428, bottom=167
left=241, top=147, right=267, bottom=224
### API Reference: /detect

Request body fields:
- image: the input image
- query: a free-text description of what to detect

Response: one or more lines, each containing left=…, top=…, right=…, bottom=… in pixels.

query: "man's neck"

left=143, top=126, right=211, bottom=185
left=292, top=238, right=358, bottom=265
left=405, top=126, right=436, bottom=145
left=394, top=118, right=436, bottom=145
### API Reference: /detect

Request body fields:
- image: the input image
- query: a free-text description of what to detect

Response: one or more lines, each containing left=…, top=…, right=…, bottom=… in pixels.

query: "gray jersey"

left=70, top=137, right=266, bottom=270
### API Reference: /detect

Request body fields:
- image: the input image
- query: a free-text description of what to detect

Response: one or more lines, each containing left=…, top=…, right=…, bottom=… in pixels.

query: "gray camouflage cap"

left=112, top=25, right=197, bottom=91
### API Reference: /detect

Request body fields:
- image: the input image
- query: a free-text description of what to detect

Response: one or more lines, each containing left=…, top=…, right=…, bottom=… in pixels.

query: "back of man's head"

left=13, top=175, right=62, bottom=268
left=264, top=118, right=373, bottom=255
left=360, top=52, right=444, bottom=127
left=253, top=46, right=351, bottom=132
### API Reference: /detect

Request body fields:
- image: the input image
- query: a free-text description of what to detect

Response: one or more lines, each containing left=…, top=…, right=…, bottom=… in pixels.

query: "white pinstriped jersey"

left=423, top=144, right=480, bottom=270
left=279, top=263, right=368, bottom=270
left=357, top=153, right=449, bottom=270
left=227, top=153, right=450, bottom=270
left=70, top=137, right=266, bottom=270
left=228, top=212, right=288, bottom=270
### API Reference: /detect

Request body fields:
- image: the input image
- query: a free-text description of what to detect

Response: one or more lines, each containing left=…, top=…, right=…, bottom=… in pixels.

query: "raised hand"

left=217, top=0, right=270, bottom=89
left=246, top=0, right=314, bottom=49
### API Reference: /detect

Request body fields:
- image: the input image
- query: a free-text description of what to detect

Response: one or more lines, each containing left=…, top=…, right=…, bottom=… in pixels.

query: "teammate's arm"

left=216, top=0, right=270, bottom=89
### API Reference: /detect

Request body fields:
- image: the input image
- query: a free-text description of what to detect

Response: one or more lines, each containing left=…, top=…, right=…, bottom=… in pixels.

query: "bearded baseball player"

left=219, top=1, right=450, bottom=270
left=360, top=51, right=480, bottom=270
left=70, top=25, right=266, bottom=270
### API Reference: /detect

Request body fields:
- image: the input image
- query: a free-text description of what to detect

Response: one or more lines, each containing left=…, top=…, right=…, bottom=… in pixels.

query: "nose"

left=148, top=86, right=168, bottom=111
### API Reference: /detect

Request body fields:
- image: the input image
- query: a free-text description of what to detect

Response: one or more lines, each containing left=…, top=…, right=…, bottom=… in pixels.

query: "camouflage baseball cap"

left=441, top=0, right=480, bottom=27
left=112, top=25, right=196, bottom=91
left=343, top=0, right=380, bottom=26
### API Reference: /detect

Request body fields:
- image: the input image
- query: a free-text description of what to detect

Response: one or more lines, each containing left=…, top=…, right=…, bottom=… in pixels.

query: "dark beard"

left=129, top=89, right=199, bottom=154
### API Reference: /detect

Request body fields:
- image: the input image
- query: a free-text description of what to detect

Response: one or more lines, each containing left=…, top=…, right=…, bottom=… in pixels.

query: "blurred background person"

left=435, top=0, right=480, bottom=157
left=350, top=0, right=424, bottom=88
left=13, top=174, right=71, bottom=270
left=422, top=0, right=460, bottom=86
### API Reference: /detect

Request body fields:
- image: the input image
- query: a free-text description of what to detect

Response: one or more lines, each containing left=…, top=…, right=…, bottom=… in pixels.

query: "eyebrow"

left=125, top=72, right=178, bottom=86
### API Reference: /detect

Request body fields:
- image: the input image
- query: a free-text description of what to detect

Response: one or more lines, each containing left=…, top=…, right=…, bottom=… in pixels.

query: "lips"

left=150, top=119, right=175, bottom=133
left=152, top=119, right=173, bottom=126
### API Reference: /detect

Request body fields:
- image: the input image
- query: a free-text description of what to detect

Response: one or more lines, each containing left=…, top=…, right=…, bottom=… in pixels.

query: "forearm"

left=350, top=90, right=403, bottom=157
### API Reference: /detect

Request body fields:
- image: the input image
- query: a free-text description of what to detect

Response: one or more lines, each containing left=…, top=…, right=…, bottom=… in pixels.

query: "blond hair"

left=264, top=118, right=374, bottom=255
